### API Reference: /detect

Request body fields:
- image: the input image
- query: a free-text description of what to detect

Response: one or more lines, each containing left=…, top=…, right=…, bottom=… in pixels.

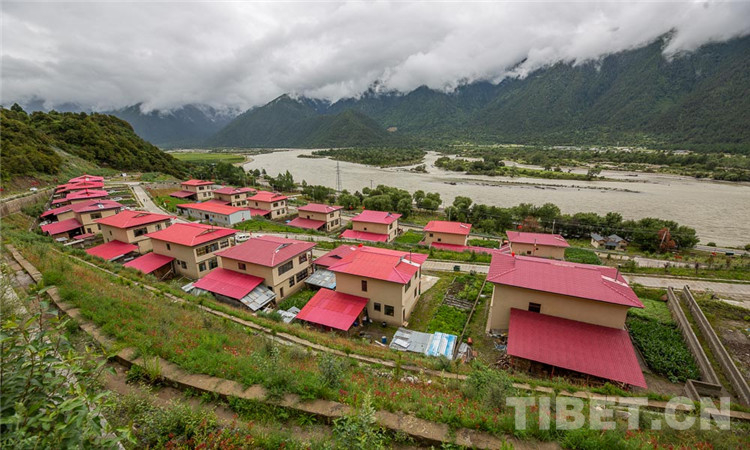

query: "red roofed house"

left=171, top=180, right=215, bottom=201
left=54, top=180, right=105, bottom=197
left=147, top=223, right=237, bottom=279
left=289, top=203, right=343, bottom=231
left=328, top=246, right=427, bottom=326
left=85, top=240, right=139, bottom=261
left=247, top=191, right=288, bottom=219
left=505, top=231, right=569, bottom=260
left=41, top=218, right=85, bottom=240
left=97, top=210, right=174, bottom=253
left=212, top=186, right=257, bottom=207
left=123, top=252, right=175, bottom=279
left=485, top=252, right=646, bottom=388
left=51, top=189, right=109, bottom=207
left=68, top=174, right=104, bottom=183
left=215, top=235, right=316, bottom=300
left=176, top=202, right=252, bottom=226
left=40, top=200, right=123, bottom=236
left=423, top=221, right=471, bottom=246
left=341, top=210, right=401, bottom=243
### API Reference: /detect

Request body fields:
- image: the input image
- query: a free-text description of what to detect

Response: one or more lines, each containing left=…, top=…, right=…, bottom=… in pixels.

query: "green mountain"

left=108, top=104, right=235, bottom=148
left=206, top=95, right=399, bottom=148
left=321, top=35, right=750, bottom=150
left=0, top=106, right=188, bottom=180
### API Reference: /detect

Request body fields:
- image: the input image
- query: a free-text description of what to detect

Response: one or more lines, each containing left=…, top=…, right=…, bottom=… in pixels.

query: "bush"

left=463, top=363, right=514, bottom=410
left=318, top=353, right=346, bottom=388
left=707, top=242, right=717, bottom=247
left=333, top=392, right=386, bottom=450
left=627, top=315, right=699, bottom=382
left=426, top=305, right=467, bottom=335
left=564, top=247, right=602, bottom=265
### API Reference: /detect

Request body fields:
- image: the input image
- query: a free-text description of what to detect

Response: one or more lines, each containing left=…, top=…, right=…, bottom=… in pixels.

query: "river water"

left=244, top=150, right=750, bottom=247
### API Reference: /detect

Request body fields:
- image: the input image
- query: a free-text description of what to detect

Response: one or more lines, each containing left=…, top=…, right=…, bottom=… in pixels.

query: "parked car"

left=235, top=232, right=251, bottom=243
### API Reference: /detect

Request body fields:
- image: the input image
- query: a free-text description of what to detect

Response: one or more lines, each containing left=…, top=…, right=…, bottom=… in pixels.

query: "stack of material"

left=390, top=327, right=457, bottom=359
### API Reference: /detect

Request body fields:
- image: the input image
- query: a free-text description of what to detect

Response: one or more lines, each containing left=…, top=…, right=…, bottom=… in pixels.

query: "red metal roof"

left=351, top=210, right=401, bottom=225
left=424, top=220, right=472, bottom=235
left=85, top=240, right=138, bottom=260
left=247, top=208, right=271, bottom=217
left=177, top=202, right=246, bottom=215
left=123, top=252, right=174, bottom=274
left=205, top=199, right=230, bottom=205
left=295, top=288, right=369, bottom=331
left=41, top=218, right=82, bottom=235
left=487, top=253, right=643, bottom=308
left=146, top=223, right=236, bottom=247
left=213, top=186, right=256, bottom=195
left=70, top=200, right=123, bottom=213
left=217, top=235, right=315, bottom=267
left=56, top=181, right=104, bottom=193
left=314, top=244, right=358, bottom=268
left=328, top=246, right=428, bottom=284
left=193, top=267, right=264, bottom=300
left=248, top=190, right=288, bottom=202
left=340, top=229, right=389, bottom=242
left=66, top=189, right=108, bottom=201
left=96, top=210, right=172, bottom=228
left=505, top=231, right=569, bottom=248
left=287, top=217, right=326, bottom=230
left=181, top=179, right=213, bottom=186
left=298, top=203, right=342, bottom=214
left=68, top=174, right=104, bottom=183
left=508, top=308, right=646, bottom=388
left=429, top=242, right=495, bottom=255
left=170, top=190, right=196, bottom=198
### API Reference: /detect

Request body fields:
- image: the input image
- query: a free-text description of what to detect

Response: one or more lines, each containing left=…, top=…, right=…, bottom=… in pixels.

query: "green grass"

left=394, top=230, right=424, bottom=245
left=621, top=264, right=750, bottom=281
left=171, top=152, right=246, bottom=164
left=234, top=219, right=318, bottom=235
left=278, top=288, right=316, bottom=310
left=406, top=273, right=454, bottom=331
left=627, top=288, right=699, bottom=382
left=565, top=247, right=602, bottom=265
left=468, top=238, right=499, bottom=249
left=152, top=195, right=185, bottom=213
left=425, top=305, right=468, bottom=335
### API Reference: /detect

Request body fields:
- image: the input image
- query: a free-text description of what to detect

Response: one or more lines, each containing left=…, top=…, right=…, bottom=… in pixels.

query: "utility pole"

left=551, top=219, right=556, bottom=234
left=370, top=179, right=373, bottom=189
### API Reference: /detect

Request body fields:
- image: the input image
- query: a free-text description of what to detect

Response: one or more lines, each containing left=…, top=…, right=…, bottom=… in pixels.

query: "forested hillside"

left=206, top=95, right=400, bottom=148
left=0, top=105, right=188, bottom=180
left=109, top=104, right=234, bottom=148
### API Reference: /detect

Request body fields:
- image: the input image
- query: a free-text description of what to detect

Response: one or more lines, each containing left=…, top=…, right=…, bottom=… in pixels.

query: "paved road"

left=423, top=260, right=489, bottom=274
left=695, top=245, right=749, bottom=256
left=130, top=184, right=189, bottom=223
left=624, top=275, right=750, bottom=303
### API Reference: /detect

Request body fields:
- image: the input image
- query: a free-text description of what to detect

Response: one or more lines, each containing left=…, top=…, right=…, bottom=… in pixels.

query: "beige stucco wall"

left=182, top=183, right=214, bottom=200
left=214, top=192, right=248, bottom=207
left=251, top=199, right=288, bottom=219
left=101, top=219, right=171, bottom=253
left=510, top=243, right=566, bottom=260
left=335, top=268, right=421, bottom=326
left=485, top=284, right=629, bottom=332
left=220, top=250, right=313, bottom=300
left=299, top=210, right=342, bottom=231
left=423, top=231, right=468, bottom=246
left=78, top=209, right=118, bottom=235
left=55, top=210, right=77, bottom=222
left=352, top=219, right=398, bottom=242
left=151, top=235, right=234, bottom=279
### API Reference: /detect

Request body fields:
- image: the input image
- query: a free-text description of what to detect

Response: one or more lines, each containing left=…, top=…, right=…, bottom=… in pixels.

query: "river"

left=244, top=150, right=750, bottom=247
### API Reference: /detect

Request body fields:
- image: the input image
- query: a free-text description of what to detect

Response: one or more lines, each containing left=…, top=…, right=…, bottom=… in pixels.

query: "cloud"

left=2, top=1, right=749, bottom=112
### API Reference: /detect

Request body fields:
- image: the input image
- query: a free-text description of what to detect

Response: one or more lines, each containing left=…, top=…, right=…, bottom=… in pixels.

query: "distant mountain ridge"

left=108, top=104, right=236, bottom=148
left=206, top=34, right=749, bottom=150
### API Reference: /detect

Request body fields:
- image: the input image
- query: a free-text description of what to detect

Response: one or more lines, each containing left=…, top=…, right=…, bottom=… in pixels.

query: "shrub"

left=564, top=247, right=602, bottom=265
left=463, top=362, right=514, bottom=410
left=333, top=392, right=386, bottom=450
left=318, top=353, right=346, bottom=388
left=707, top=242, right=717, bottom=247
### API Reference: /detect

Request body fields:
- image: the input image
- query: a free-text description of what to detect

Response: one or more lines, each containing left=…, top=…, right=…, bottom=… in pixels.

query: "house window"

left=133, top=227, right=148, bottom=237
left=155, top=224, right=162, bottom=231
left=199, top=262, right=206, bottom=272
left=361, top=280, right=368, bottom=292
left=429, top=233, right=433, bottom=237
left=526, top=251, right=532, bottom=255
left=437, top=238, right=442, bottom=242
left=87, top=228, right=92, bottom=233
left=90, top=213, right=102, bottom=220
left=528, top=303, right=542, bottom=313
left=180, top=261, right=187, bottom=269
left=208, top=258, right=218, bottom=270
left=238, top=262, right=246, bottom=270
left=289, top=277, right=295, bottom=287
left=278, top=260, right=294, bottom=275
left=374, top=302, right=381, bottom=312
left=384, top=305, right=394, bottom=316
left=109, top=230, right=113, bottom=236
left=220, top=239, right=230, bottom=248
left=299, top=253, right=308, bottom=264
left=296, top=269, right=308, bottom=282
left=273, top=202, right=278, bottom=207
left=404, top=279, right=412, bottom=292
left=166, top=243, right=171, bottom=251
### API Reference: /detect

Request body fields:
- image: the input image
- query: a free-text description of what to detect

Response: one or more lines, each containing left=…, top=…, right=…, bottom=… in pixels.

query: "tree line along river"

left=243, top=150, right=750, bottom=248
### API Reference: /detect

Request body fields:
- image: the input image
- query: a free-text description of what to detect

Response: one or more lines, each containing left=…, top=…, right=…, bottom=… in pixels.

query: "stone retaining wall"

left=666, top=287, right=720, bottom=385
left=0, top=189, right=52, bottom=218
left=682, top=286, right=750, bottom=406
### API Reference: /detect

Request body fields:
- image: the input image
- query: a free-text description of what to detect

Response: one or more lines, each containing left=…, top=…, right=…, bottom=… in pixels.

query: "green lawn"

left=565, top=247, right=602, bottom=265
left=278, top=288, right=316, bottom=310
left=234, top=219, right=318, bottom=235
left=170, top=152, right=246, bottom=164
left=153, top=195, right=185, bottom=213
left=394, top=230, right=424, bottom=245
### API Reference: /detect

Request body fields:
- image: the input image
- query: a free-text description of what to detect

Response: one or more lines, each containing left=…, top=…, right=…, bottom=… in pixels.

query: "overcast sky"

left=2, top=1, right=749, bottom=112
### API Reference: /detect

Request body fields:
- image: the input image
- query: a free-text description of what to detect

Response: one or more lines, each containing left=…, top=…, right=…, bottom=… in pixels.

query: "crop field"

left=171, top=152, right=247, bottom=164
